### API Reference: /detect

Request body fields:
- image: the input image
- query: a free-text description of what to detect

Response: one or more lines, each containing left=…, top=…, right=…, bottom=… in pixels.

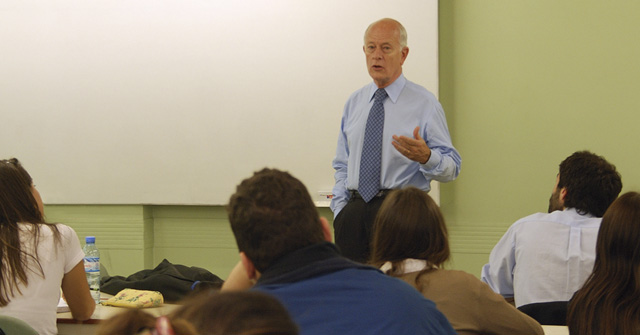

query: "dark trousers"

left=333, top=193, right=387, bottom=263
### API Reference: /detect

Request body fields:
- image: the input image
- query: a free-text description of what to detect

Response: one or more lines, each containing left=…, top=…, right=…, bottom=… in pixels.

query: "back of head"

left=171, top=290, right=299, bottom=335
left=96, top=309, right=155, bottom=335
left=227, top=168, right=324, bottom=272
left=558, top=151, right=622, bottom=217
left=567, top=192, right=640, bottom=335
left=0, top=158, right=43, bottom=225
left=369, top=187, right=450, bottom=271
left=96, top=309, right=197, bottom=335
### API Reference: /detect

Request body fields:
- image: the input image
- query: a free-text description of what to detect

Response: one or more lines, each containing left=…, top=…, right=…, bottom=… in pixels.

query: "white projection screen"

left=1, top=0, right=439, bottom=205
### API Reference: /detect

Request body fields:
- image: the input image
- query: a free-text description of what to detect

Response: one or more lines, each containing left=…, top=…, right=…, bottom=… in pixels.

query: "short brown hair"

left=227, top=168, right=324, bottom=272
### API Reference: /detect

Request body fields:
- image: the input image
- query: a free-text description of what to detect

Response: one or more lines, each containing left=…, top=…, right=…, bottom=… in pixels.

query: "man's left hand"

left=392, top=126, right=431, bottom=164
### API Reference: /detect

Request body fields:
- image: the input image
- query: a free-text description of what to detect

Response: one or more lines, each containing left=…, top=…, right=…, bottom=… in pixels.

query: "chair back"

left=0, top=315, right=39, bottom=335
left=517, top=301, right=568, bottom=325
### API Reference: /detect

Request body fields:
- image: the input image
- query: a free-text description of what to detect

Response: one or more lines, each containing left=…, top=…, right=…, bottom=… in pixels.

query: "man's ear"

left=320, top=217, right=333, bottom=243
left=560, top=188, right=568, bottom=206
left=400, top=46, right=409, bottom=65
left=240, top=252, right=257, bottom=280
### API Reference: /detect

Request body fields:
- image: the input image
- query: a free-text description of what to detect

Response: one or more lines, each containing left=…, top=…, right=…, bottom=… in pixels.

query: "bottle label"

left=84, top=257, right=100, bottom=272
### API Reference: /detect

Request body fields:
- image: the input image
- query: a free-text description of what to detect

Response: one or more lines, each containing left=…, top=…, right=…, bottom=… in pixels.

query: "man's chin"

left=370, top=75, right=389, bottom=87
left=368, top=69, right=385, bottom=77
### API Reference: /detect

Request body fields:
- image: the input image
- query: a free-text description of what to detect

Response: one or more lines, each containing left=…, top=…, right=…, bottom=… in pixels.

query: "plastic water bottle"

left=83, top=236, right=100, bottom=304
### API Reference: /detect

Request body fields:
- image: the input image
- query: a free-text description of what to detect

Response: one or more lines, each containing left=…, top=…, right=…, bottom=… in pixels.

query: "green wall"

left=44, top=205, right=153, bottom=276
left=44, top=1, right=640, bottom=279
left=439, top=1, right=640, bottom=276
left=44, top=205, right=334, bottom=278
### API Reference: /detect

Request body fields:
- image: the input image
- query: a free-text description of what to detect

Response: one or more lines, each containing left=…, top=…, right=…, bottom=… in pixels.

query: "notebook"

left=57, top=296, right=70, bottom=313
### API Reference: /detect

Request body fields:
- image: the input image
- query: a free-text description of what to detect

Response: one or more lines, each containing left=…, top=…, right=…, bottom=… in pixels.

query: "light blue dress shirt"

left=481, top=208, right=600, bottom=308
left=331, top=74, right=461, bottom=216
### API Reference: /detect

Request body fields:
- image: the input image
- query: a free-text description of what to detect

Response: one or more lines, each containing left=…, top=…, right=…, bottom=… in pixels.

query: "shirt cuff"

left=420, top=149, right=441, bottom=170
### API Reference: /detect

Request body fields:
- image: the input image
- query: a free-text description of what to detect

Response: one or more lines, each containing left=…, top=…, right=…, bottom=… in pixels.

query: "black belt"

left=349, top=189, right=392, bottom=199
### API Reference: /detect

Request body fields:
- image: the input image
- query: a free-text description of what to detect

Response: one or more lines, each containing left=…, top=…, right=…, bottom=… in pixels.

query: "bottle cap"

left=85, top=236, right=96, bottom=244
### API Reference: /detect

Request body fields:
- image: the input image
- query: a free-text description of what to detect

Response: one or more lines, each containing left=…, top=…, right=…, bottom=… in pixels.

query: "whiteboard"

left=0, top=0, right=439, bottom=205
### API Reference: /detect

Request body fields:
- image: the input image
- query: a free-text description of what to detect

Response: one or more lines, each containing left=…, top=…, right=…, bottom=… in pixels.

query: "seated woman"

left=369, top=187, right=543, bottom=335
left=567, top=192, right=640, bottom=335
left=96, top=290, right=299, bottom=335
left=0, top=158, right=95, bottom=335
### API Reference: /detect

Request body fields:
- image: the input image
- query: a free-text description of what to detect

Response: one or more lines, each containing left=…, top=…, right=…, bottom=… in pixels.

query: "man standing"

left=331, top=18, right=461, bottom=262
left=481, top=151, right=622, bottom=308
left=227, top=168, right=456, bottom=335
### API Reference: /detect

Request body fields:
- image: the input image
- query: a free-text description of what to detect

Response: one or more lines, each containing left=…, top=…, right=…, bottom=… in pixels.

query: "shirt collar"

left=368, top=73, right=406, bottom=104
left=380, top=258, right=434, bottom=275
left=564, top=207, right=596, bottom=218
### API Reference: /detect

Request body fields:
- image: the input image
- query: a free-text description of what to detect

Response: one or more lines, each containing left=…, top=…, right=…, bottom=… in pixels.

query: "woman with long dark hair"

left=369, top=187, right=543, bottom=335
left=0, top=158, right=95, bottom=334
left=567, top=192, right=640, bottom=335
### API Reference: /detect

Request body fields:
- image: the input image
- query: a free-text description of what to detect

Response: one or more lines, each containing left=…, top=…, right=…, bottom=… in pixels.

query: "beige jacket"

left=399, top=269, right=543, bottom=335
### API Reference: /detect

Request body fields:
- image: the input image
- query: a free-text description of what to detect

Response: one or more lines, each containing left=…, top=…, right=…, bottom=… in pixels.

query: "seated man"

left=481, top=151, right=622, bottom=308
left=226, top=168, right=455, bottom=335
